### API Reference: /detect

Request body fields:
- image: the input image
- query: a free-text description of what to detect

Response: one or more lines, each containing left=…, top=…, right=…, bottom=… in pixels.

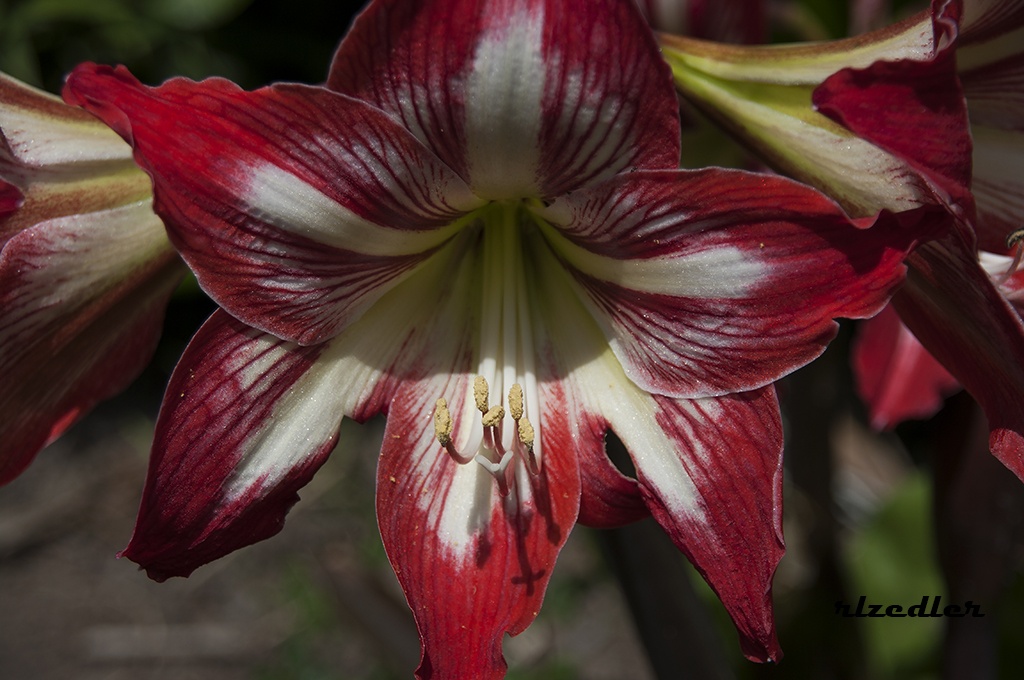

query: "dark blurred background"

left=2, top=0, right=1024, bottom=678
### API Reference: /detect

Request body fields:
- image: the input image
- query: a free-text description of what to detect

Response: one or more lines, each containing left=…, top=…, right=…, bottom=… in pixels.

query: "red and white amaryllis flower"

left=660, top=0, right=1024, bottom=478
left=65, top=0, right=921, bottom=675
left=0, top=72, right=183, bottom=484
left=818, top=0, right=1024, bottom=447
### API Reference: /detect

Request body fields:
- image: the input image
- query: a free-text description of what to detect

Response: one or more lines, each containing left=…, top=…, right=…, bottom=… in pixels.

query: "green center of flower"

left=432, top=201, right=544, bottom=494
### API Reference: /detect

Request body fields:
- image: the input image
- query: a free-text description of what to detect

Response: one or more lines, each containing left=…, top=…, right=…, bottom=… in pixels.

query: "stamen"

left=433, top=205, right=545, bottom=492
left=998, top=227, right=1024, bottom=285
left=517, top=415, right=540, bottom=475
left=482, top=405, right=505, bottom=428
left=474, top=375, right=489, bottom=413
left=517, top=415, right=535, bottom=451
left=433, top=398, right=453, bottom=447
left=433, top=397, right=476, bottom=464
left=508, top=384, right=524, bottom=421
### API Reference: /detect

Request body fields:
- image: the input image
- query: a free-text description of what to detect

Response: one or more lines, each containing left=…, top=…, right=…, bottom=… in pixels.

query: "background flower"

left=0, top=72, right=184, bottom=484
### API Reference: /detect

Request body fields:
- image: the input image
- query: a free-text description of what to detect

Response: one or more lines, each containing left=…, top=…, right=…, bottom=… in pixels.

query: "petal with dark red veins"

left=538, top=169, right=924, bottom=399
left=328, top=0, right=680, bottom=199
left=376, top=372, right=580, bottom=680
left=121, top=310, right=339, bottom=579
left=570, top=347, right=784, bottom=663
left=64, top=65, right=485, bottom=346
left=852, top=304, right=960, bottom=430
left=124, top=235, right=486, bottom=578
left=532, top=246, right=782, bottom=661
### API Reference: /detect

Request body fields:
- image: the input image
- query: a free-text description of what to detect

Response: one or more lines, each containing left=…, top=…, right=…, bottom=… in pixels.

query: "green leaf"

left=846, top=471, right=943, bottom=679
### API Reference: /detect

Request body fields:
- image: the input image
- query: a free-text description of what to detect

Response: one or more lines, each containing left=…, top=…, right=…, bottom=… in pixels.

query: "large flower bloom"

left=659, top=0, right=1024, bottom=478
left=65, top=0, right=922, bottom=675
left=837, top=0, right=1024, bottom=429
left=0, top=72, right=183, bottom=483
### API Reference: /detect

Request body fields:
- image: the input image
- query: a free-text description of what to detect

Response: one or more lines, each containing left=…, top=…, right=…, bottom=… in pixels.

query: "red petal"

left=122, top=310, right=338, bottom=579
left=64, top=64, right=481, bottom=345
left=812, top=1, right=975, bottom=231
left=894, top=233, right=1024, bottom=481
left=328, top=0, right=680, bottom=198
left=545, top=169, right=927, bottom=398
left=575, top=409, right=648, bottom=528
left=0, top=179, right=22, bottom=218
left=376, top=374, right=580, bottom=679
left=853, top=305, right=961, bottom=429
left=597, top=383, right=785, bottom=663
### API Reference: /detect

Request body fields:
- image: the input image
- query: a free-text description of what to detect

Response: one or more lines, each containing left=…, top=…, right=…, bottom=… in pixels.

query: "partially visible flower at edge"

left=658, top=0, right=1024, bottom=479
left=842, top=0, right=1024, bottom=428
left=62, top=0, right=928, bottom=676
left=0, top=72, right=184, bottom=484
left=637, top=0, right=767, bottom=43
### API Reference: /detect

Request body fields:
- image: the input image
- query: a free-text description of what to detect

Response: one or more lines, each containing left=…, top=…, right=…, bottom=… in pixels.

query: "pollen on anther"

left=474, top=375, right=489, bottom=412
left=434, top=398, right=453, bottom=446
left=508, top=384, right=524, bottom=421
left=482, top=405, right=505, bottom=428
left=518, top=415, right=535, bottom=450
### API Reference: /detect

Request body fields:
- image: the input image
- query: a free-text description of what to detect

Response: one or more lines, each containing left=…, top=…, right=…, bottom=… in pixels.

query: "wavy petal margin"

left=533, top=247, right=783, bottom=661
left=121, top=311, right=338, bottom=578
left=64, top=64, right=485, bottom=346
left=540, top=169, right=929, bottom=399
left=328, top=0, right=680, bottom=199
left=570, top=348, right=784, bottom=662
left=123, top=227, right=489, bottom=578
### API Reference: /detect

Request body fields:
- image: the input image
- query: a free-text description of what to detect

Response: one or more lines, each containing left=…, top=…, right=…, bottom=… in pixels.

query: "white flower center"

left=433, top=202, right=543, bottom=494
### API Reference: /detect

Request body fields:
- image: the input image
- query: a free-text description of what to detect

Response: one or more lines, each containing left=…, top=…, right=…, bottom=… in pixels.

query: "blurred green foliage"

left=846, top=472, right=943, bottom=679
left=0, top=0, right=357, bottom=90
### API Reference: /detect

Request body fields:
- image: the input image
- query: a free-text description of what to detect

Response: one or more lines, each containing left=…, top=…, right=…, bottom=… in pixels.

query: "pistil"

left=434, top=377, right=539, bottom=496
left=431, top=202, right=543, bottom=493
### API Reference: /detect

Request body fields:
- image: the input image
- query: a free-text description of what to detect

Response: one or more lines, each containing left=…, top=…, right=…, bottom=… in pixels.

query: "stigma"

left=434, top=376, right=539, bottom=496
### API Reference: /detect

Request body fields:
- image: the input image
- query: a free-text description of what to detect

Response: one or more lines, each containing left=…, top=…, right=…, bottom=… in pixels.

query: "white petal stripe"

left=540, top=219, right=766, bottom=297
left=464, top=3, right=545, bottom=198
left=244, top=162, right=475, bottom=257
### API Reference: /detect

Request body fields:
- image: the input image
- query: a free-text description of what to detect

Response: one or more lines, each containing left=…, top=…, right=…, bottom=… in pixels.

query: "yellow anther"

left=1006, top=228, right=1024, bottom=250
left=434, top=398, right=453, bottom=446
left=474, top=375, right=489, bottom=412
left=518, top=415, right=535, bottom=451
left=508, top=384, right=524, bottom=421
left=482, top=405, right=505, bottom=428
